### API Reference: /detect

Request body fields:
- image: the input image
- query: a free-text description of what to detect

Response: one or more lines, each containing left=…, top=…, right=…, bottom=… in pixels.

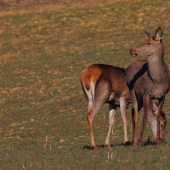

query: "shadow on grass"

left=82, top=139, right=165, bottom=150
left=142, top=138, right=166, bottom=146
left=142, top=139, right=156, bottom=146
left=83, top=141, right=132, bottom=150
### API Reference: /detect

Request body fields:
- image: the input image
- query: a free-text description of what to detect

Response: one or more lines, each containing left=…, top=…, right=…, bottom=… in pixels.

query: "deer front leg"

left=138, top=95, right=150, bottom=146
left=132, top=108, right=139, bottom=146
left=120, top=97, right=129, bottom=144
left=131, top=108, right=135, bottom=144
left=131, top=90, right=139, bottom=146
left=156, top=96, right=165, bottom=145
left=104, top=104, right=116, bottom=147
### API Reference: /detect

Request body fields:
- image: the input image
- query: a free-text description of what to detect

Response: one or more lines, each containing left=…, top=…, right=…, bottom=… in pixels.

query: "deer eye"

left=147, top=43, right=151, bottom=45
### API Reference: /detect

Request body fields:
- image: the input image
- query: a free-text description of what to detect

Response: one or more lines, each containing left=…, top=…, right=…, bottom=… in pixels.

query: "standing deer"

left=125, top=27, right=170, bottom=146
left=80, top=64, right=166, bottom=149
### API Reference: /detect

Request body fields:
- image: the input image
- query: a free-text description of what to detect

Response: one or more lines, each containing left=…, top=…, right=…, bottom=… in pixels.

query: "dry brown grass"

left=0, top=0, right=127, bottom=16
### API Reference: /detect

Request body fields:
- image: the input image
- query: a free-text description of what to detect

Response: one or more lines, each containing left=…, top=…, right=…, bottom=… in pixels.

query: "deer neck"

left=147, top=49, right=167, bottom=84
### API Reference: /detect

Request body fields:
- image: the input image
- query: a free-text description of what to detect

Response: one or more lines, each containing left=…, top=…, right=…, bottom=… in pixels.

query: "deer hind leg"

left=138, top=95, right=150, bottom=146
left=131, top=90, right=139, bottom=146
left=120, top=97, right=129, bottom=144
left=156, top=96, right=165, bottom=145
left=87, top=80, right=111, bottom=150
left=104, top=103, right=117, bottom=147
left=87, top=94, right=94, bottom=112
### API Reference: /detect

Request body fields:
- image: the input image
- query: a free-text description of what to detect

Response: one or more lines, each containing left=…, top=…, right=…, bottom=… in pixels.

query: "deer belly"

left=152, top=87, right=168, bottom=99
left=107, top=92, right=121, bottom=105
left=107, top=92, right=115, bottom=102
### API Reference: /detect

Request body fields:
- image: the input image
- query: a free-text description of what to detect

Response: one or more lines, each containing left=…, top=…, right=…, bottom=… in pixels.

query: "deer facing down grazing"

left=125, top=27, right=170, bottom=146
left=80, top=64, right=166, bottom=149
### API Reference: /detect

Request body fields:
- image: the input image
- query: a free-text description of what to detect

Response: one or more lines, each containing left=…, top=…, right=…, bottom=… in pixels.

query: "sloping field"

left=1, top=0, right=170, bottom=169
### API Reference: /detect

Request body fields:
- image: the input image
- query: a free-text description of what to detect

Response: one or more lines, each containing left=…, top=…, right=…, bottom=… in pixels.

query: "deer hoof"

left=104, top=143, right=110, bottom=148
left=132, top=139, right=134, bottom=145
left=137, top=140, right=142, bottom=146
left=156, top=138, right=162, bottom=146
left=94, top=146, right=98, bottom=150
left=133, top=138, right=138, bottom=146
left=91, top=145, right=98, bottom=150
left=133, top=142, right=138, bottom=147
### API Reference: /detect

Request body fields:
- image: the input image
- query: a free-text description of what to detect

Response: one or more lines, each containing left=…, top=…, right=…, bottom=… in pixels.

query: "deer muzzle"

left=129, top=48, right=138, bottom=57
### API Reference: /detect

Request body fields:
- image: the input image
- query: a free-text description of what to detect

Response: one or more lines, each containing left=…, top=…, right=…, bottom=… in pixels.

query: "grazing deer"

left=80, top=64, right=166, bottom=149
left=125, top=27, right=170, bottom=146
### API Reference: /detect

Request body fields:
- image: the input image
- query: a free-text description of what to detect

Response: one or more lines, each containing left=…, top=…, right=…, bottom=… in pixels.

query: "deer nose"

left=161, top=124, right=164, bottom=128
left=129, top=49, right=133, bottom=54
left=129, top=48, right=138, bottom=57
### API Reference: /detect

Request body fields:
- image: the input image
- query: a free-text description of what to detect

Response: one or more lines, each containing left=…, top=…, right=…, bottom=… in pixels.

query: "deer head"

left=148, top=101, right=167, bottom=140
left=129, top=27, right=164, bottom=57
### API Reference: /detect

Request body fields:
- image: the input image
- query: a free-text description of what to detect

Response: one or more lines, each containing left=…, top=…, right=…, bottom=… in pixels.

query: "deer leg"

left=87, top=105, right=102, bottom=150
left=156, top=96, right=165, bottom=145
left=131, top=108, right=135, bottom=144
left=104, top=103, right=116, bottom=147
left=138, top=95, right=149, bottom=146
left=87, top=98, right=93, bottom=112
left=120, top=97, right=129, bottom=143
left=87, top=81, right=111, bottom=150
left=131, top=90, right=139, bottom=146
left=82, top=84, right=94, bottom=113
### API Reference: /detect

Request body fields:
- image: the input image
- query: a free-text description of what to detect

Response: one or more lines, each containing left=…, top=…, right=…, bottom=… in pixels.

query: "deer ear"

left=143, top=30, right=154, bottom=38
left=155, top=27, right=163, bottom=41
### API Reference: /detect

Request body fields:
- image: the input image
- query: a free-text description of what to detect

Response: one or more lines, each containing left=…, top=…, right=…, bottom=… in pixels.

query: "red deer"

left=80, top=64, right=166, bottom=149
left=126, top=27, right=170, bottom=146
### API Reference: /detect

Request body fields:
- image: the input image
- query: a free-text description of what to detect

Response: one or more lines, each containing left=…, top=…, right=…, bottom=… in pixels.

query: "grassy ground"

left=1, top=0, right=170, bottom=169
